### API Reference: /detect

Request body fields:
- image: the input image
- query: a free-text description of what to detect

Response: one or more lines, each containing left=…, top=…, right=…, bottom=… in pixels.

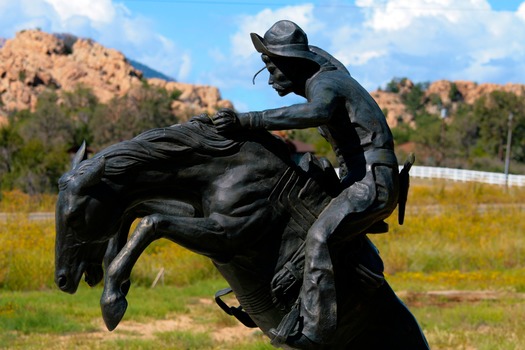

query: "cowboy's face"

left=262, top=55, right=294, bottom=97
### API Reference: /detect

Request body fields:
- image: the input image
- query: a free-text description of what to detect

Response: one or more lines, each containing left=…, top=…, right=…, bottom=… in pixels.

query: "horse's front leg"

left=101, top=215, right=162, bottom=330
left=102, top=218, right=133, bottom=298
left=100, top=212, right=232, bottom=331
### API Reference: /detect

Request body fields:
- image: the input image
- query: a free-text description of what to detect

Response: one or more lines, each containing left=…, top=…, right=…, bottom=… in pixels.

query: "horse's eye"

left=68, top=212, right=85, bottom=228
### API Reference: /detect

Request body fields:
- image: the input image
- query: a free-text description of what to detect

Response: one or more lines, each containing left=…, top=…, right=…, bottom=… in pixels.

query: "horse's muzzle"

left=57, top=275, right=68, bottom=289
left=56, top=273, right=76, bottom=293
left=55, top=266, right=83, bottom=294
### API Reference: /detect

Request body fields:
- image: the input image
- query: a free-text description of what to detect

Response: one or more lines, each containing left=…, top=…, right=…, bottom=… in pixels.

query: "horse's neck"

left=106, top=162, right=208, bottom=212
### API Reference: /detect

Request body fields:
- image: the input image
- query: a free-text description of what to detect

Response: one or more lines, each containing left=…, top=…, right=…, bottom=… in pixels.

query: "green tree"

left=1, top=138, right=68, bottom=194
left=448, top=82, right=463, bottom=102
left=402, top=82, right=428, bottom=115
left=473, top=91, right=525, bottom=162
left=91, top=84, right=178, bottom=148
left=290, top=128, right=336, bottom=165
left=2, top=90, right=75, bottom=193
left=391, top=123, right=413, bottom=144
left=385, top=77, right=403, bottom=93
left=0, top=122, right=24, bottom=189
left=17, top=90, right=74, bottom=149
left=445, top=104, right=478, bottom=162
left=61, top=84, right=99, bottom=146
left=411, top=112, right=444, bottom=165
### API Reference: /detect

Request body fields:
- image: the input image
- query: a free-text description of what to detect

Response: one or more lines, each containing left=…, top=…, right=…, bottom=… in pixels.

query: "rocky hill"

left=373, top=79, right=525, bottom=127
left=0, top=30, right=232, bottom=124
left=1, top=29, right=524, bottom=129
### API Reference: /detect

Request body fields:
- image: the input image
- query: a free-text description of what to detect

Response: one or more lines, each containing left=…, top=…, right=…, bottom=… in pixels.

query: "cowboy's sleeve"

left=238, top=78, right=338, bottom=130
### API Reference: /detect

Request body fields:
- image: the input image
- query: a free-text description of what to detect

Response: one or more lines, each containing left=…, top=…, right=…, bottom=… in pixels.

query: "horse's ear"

left=72, top=141, right=88, bottom=169
left=73, top=157, right=106, bottom=192
left=81, top=157, right=106, bottom=189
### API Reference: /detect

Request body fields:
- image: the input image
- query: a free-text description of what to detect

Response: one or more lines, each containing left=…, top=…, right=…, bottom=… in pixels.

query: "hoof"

left=100, top=292, right=128, bottom=331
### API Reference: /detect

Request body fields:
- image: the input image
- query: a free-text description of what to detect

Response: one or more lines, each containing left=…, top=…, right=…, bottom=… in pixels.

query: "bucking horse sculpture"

left=55, top=114, right=429, bottom=349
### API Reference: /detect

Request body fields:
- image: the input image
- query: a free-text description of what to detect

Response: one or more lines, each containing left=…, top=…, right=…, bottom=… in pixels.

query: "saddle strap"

left=214, top=287, right=258, bottom=328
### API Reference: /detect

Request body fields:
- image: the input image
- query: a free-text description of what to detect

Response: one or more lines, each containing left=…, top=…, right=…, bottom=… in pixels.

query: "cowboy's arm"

left=238, top=97, right=335, bottom=130
left=214, top=81, right=338, bottom=131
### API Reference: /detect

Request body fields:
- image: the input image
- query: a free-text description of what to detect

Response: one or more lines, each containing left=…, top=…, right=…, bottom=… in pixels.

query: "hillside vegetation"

left=381, top=78, right=525, bottom=172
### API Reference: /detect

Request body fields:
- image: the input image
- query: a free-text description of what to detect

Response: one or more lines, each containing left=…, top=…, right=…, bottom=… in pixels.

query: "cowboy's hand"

left=212, top=108, right=241, bottom=132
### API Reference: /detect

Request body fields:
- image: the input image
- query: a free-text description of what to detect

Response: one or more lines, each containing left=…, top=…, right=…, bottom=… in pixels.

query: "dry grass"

left=1, top=181, right=524, bottom=290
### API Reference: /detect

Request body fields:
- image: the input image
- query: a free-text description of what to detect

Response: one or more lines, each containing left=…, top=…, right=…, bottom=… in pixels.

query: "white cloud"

left=355, top=0, right=490, bottom=31
left=0, top=0, right=55, bottom=35
left=518, top=1, right=525, bottom=21
left=44, top=0, right=115, bottom=25
left=177, top=53, right=192, bottom=82
left=131, top=34, right=191, bottom=81
left=334, top=48, right=387, bottom=66
left=331, top=0, right=525, bottom=75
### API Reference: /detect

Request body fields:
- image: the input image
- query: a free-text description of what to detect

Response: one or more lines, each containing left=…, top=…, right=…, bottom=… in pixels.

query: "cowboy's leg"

left=300, top=182, right=376, bottom=344
left=299, top=165, right=399, bottom=345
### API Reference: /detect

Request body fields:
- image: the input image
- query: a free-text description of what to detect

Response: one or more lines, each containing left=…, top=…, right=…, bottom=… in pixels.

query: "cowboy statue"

left=213, top=20, right=413, bottom=349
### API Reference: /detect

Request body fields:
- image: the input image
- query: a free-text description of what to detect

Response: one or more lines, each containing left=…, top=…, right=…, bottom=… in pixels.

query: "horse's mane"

left=60, top=114, right=293, bottom=189
left=90, top=114, right=243, bottom=177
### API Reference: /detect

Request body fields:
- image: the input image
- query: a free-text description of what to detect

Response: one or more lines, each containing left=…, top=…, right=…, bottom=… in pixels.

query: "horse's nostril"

left=58, top=275, right=68, bottom=289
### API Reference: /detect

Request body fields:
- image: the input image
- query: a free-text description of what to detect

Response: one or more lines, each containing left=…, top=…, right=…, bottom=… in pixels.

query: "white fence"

left=403, top=166, right=525, bottom=187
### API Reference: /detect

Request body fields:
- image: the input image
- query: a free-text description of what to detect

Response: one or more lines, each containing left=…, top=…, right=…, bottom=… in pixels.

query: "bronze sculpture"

left=54, top=20, right=428, bottom=349
left=55, top=115, right=427, bottom=349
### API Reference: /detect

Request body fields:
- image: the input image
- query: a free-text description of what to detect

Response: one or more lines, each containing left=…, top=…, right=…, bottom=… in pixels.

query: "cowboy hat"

left=250, top=20, right=323, bottom=64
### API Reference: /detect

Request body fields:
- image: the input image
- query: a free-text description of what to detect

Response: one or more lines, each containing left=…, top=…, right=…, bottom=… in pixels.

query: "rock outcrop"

left=0, top=30, right=232, bottom=125
left=1, top=29, right=523, bottom=129
left=148, top=79, right=232, bottom=119
left=425, top=80, right=525, bottom=105
left=373, top=79, right=525, bottom=127
left=371, top=91, right=410, bottom=128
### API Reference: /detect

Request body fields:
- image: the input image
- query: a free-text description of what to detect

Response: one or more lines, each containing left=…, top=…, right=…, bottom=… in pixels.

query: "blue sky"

left=1, top=0, right=525, bottom=111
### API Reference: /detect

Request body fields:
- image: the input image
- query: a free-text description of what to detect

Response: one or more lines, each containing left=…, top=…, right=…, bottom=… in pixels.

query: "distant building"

left=271, top=131, right=316, bottom=164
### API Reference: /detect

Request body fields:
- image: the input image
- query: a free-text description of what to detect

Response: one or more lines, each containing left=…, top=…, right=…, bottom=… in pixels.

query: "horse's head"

left=55, top=143, right=123, bottom=294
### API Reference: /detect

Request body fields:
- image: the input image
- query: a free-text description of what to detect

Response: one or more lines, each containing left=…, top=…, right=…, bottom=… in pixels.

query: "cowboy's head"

left=251, top=20, right=324, bottom=97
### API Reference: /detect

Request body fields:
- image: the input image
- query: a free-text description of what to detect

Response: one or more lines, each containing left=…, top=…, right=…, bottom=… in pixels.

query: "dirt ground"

left=75, top=297, right=260, bottom=344
left=87, top=315, right=257, bottom=343
left=65, top=290, right=524, bottom=344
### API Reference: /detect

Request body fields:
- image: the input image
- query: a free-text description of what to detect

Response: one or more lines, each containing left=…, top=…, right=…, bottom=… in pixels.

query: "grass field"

left=0, top=281, right=274, bottom=350
left=1, top=281, right=523, bottom=349
left=1, top=181, right=524, bottom=349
